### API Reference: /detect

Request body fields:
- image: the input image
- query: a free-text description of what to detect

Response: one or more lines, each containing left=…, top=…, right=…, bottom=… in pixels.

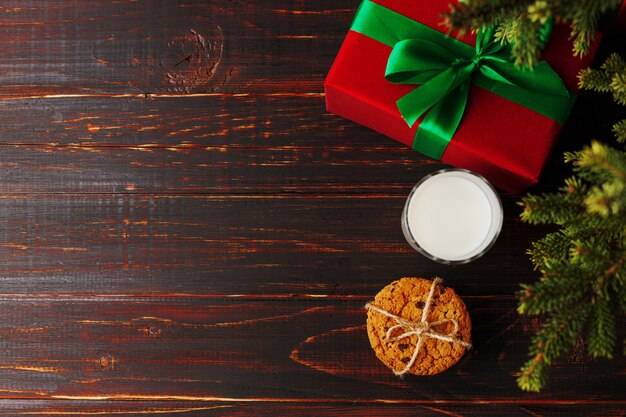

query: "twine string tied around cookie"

left=365, top=278, right=472, bottom=376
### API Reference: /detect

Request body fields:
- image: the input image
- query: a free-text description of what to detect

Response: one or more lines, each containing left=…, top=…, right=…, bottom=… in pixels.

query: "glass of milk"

left=401, top=168, right=503, bottom=264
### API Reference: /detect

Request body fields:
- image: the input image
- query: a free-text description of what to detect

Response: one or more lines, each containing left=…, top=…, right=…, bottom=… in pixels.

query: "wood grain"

left=0, top=194, right=545, bottom=296
left=0, top=0, right=358, bottom=97
left=0, top=297, right=622, bottom=403
left=0, top=86, right=618, bottom=197
left=0, top=401, right=622, bottom=417
left=0, top=0, right=623, bottom=415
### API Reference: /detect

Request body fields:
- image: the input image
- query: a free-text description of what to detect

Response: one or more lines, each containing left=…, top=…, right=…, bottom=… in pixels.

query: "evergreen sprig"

left=517, top=56, right=626, bottom=392
left=444, top=0, right=622, bottom=68
left=579, top=53, right=626, bottom=103
left=579, top=54, right=626, bottom=144
left=517, top=142, right=626, bottom=392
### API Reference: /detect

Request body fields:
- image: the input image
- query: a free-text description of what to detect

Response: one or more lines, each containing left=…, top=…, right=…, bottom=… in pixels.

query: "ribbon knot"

left=365, top=278, right=472, bottom=376
left=383, top=25, right=571, bottom=160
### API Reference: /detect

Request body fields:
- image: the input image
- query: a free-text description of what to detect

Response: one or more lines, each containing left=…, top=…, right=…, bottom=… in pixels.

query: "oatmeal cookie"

left=366, top=277, right=471, bottom=376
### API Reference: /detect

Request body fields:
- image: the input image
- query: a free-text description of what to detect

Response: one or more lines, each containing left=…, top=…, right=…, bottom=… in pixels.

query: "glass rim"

left=401, top=168, right=503, bottom=265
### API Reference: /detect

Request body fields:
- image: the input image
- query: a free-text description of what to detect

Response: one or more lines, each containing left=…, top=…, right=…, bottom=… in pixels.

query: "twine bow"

left=365, top=278, right=472, bottom=376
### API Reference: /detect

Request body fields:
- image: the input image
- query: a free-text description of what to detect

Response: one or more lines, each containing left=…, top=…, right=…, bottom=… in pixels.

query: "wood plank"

left=0, top=96, right=341, bottom=147
left=0, top=400, right=621, bottom=417
left=0, top=0, right=359, bottom=97
left=0, top=1, right=624, bottom=99
left=0, top=297, right=622, bottom=402
left=0, top=0, right=621, bottom=98
left=0, top=141, right=436, bottom=195
left=0, top=92, right=621, bottom=195
left=0, top=96, right=442, bottom=195
left=0, top=194, right=542, bottom=296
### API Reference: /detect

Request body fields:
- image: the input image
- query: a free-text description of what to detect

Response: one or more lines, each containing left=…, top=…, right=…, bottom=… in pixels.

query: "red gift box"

left=325, top=0, right=605, bottom=194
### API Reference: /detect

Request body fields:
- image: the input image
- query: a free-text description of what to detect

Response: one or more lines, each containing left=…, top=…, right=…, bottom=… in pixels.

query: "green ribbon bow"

left=351, top=0, right=576, bottom=159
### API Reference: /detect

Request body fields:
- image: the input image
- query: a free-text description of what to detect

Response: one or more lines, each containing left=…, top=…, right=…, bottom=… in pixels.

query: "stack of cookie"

left=366, top=277, right=472, bottom=376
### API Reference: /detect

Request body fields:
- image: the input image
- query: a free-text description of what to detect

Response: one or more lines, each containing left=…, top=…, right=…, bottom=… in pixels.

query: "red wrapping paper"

left=613, top=2, right=626, bottom=34
left=325, top=0, right=605, bottom=193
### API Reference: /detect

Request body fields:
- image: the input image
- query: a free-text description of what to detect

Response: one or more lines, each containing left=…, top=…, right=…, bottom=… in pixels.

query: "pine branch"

left=579, top=53, right=626, bottom=94
left=579, top=54, right=626, bottom=122
left=587, top=298, right=616, bottom=358
left=576, top=141, right=626, bottom=183
left=517, top=304, right=591, bottom=392
left=443, top=4, right=626, bottom=393
left=578, top=68, right=614, bottom=93
left=601, top=53, right=626, bottom=73
left=563, top=0, right=604, bottom=58
left=526, top=231, right=571, bottom=271
left=510, top=18, right=546, bottom=68
left=517, top=351, right=549, bottom=392
left=445, top=0, right=622, bottom=68
left=445, top=0, right=531, bottom=33
left=519, top=191, right=583, bottom=225
left=613, top=119, right=626, bottom=143
left=611, top=71, right=626, bottom=105
left=518, top=274, right=586, bottom=315
left=518, top=140, right=626, bottom=391
left=594, top=255, right=626, bottom=299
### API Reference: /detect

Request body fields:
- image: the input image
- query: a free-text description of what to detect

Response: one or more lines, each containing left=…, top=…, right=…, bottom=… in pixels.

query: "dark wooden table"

left=0, top=1, right=623, bottom=416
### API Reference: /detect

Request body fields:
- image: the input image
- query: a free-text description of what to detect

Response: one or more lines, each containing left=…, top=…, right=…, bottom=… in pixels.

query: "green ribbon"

left=351, top=0, right=576, bottom=159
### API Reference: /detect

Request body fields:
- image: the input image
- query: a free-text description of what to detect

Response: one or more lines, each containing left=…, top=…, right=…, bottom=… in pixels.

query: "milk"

left=402, top=169, right=502, bottom=263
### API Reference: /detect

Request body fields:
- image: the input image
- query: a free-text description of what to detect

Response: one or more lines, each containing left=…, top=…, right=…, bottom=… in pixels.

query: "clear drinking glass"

left=401, top=168, right=503, bottom=265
